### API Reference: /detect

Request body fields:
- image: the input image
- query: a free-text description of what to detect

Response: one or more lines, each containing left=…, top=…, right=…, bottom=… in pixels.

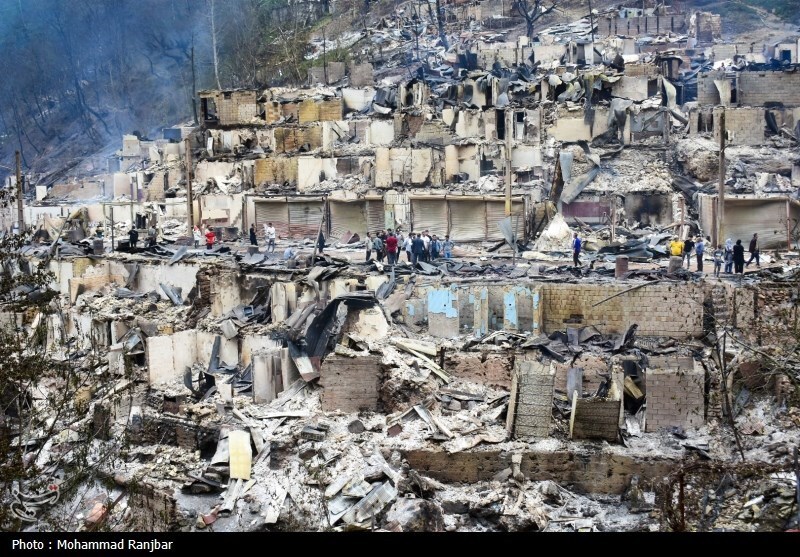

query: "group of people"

left=669, top=233, right=761, bottom=276
left=128, top=224, right=159, bottom=250
left=192, top=224, right=219, bottom=250
left=365, top=229, right=454, bottom=265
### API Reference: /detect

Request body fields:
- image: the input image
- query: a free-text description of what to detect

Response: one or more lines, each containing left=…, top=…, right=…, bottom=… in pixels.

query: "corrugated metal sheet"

left=366, top=199, right=385, bottom=233
left=329, top=201, right=366, bottom=241
left=448, top=200, right=486, bottom=242
left=725, top=199, right=799, bottom=250
left=288, top=201, right=324, bottom=239
left=411, top=199, right=448, bottom=237
left=486, top=200, right=524, bottom=241
left=255, top=201, right=289, bottom=238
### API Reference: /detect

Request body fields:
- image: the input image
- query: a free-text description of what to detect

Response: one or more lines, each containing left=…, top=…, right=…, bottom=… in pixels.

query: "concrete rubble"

left=1, top=0, right=799, bottom=533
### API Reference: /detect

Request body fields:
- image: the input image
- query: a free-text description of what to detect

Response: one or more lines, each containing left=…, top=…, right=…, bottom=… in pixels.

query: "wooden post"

left=15, top=151, right=24, bottom=233
left=185, top=138, right=194, bottom=230
left=718, top=109, right=726, bottom=248
left=505, top=108, right=513, bottom=216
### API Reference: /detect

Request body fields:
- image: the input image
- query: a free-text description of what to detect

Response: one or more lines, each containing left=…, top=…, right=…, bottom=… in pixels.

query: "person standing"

left=403, top=234, right=413, bottom=262
left=724, top=238, right=734, bottom=274
left=572, top=232, right=582, bottom=267
left=193, top=225, right=202, bottom=248
left=129, top=227, right=139, bottom=251
left=694, top=236, right=705, bottom=272
left=264, top=222, right=276, bottom=253
left=713, top=244, right=724, bottom=277
left=668, top=236, right=684, bottom=274
left=682, top=236, right=694, bottom=270
left=365, top=232, right=373, bottom=261
left=317, top=230, right=326, bottom=254
left=421, top=230, right=431, bottom=263
left=372, top=233, right=384, bottom=263
left=147, top=225, right=157, bottom=247
left=385, top=231, right=398, bottom=266
left=430, top=235, right=441, bottom=260
left=411, top=233, right=425, bottom=265
left=733, top=239, right=745, bottom=274
left=443, top=235, right=454, bottom=259
left=249, top=224, right=257, bottom=246
left=205, top=227, right=216, bottom=249
left=746, top=233, right=760, bottom=268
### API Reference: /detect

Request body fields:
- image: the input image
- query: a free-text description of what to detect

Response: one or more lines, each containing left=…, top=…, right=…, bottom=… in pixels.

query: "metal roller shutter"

left=255, top=201, right=289, bottom=239
left=485, top=200, right=525, bottom=241
left=410, top=199, right=448, bottom=237
left=448, top=200, right=486, bottom=242
left=288, top=201, right=324, bottom=240
left=329, top=201, right=366, bottom=241
left=365, top=199, right=386, bottom=234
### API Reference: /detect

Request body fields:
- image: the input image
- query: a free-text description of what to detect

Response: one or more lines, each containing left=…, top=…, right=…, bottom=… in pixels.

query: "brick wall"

left=739, top=71, right=800, bottom=107
left=215, top=91, right=258, bottom=126
left=697, top=74, right=722, bottom=105
left=507, top=359, right=554, bottom=438
left=319, top=354, right=381, bottom=412
left=597, top=15, right=687, bottom=37
left=541, top=282, right=704, bottom=337
left=714, top=107, right=765, bottom=145
left=645, top=357, right=705, bottom=432
left=570, top=397, right=621, bottom=441
left=402, top=447, right=678, bottom=494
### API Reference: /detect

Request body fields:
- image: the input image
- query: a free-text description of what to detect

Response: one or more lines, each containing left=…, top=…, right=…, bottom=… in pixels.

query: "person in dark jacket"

left=317, top=231, right=326, bottom=254
left=411, top=233, right=425, bottom=265
left=682, top=236, right=694, bottom=269
left=249, top=224, right=257, bottom=246
left=745, top=233, right=760, bottom=268
left=733, top=239, right=745, bottom=274
left=129, top=228, right=139, bottom=251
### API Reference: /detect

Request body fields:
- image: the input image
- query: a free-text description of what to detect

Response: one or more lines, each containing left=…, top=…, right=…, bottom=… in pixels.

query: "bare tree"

left=209, top=0, right=222, bottom=89
left=513, top=0, right=559, bottom=40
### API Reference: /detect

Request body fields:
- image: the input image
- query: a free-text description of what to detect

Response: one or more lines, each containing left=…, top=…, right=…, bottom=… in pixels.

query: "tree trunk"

left=210, top=0, right=222, bottom=90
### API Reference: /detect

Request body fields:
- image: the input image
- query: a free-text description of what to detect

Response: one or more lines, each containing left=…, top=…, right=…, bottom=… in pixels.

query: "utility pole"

left=718, top=109, right=726, bottom=247
left=185, top=138, right=195, bottom=231
left=15, top=150, right=23, bottom=234
left=504, top=108, right=513, bottom=216
left=191, top=36, right=198, bottom=125
left=588, top=0, right=595, bottom=46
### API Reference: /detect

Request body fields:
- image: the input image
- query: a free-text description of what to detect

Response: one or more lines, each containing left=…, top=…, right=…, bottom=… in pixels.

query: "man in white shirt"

left=422, top=231, right=431, bottom=263
left=403, top=235, right=412, bottom=262
left=263, top=222, right=276, bottom=253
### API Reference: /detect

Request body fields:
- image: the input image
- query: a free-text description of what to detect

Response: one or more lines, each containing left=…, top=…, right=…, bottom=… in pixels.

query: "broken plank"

left=393, top=338, right=438, bottom=357
left=399, top=346, right=450, bottom=383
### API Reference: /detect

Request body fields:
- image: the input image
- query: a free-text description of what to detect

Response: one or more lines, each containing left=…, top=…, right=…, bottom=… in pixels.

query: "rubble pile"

left=1, top=0, right=799, bottom=533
